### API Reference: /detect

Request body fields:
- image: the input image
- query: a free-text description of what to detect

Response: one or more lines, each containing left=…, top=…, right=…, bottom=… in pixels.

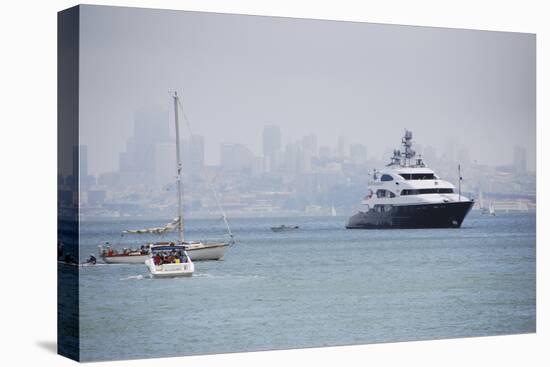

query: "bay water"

left=77, top=212, right=536, bottom=361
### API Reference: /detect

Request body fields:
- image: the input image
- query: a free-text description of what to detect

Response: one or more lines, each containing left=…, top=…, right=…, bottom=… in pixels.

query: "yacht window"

left=401, top=188, right=454, bottom=195
left=376, top=189, right=396, bottom=198
left=399, top=173, right=435, bottom=180
left=381, top=174, right=393, bottom=181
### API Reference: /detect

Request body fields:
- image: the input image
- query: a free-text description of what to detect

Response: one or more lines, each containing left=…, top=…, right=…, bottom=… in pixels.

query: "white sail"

left=122, top=217, right=180, bottom=235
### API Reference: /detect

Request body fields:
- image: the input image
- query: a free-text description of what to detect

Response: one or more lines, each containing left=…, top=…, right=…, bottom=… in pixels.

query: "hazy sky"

left=79, top=5, right=535, bottom=175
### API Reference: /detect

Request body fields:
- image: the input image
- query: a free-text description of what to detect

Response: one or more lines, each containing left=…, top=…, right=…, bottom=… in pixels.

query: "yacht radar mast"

left=388, top=129, right=424, bottom=167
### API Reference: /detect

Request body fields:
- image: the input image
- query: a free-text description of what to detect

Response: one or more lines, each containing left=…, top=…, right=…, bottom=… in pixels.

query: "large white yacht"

left=346, top=130, right=474, bottom=229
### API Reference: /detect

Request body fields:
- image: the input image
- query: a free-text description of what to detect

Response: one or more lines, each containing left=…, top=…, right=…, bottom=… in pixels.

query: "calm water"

left=77, top=212, right=536, bottom=361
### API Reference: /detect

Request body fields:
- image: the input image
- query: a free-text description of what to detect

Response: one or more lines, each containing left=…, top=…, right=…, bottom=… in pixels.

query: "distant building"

left=186, top=135, right=205, bottom=174
left=220, top=143, right=256, bottom=172
left=337, top=136, right=348, bottom=158
left=513, top=145, right=527, bottom=174
left=283, top=142, right=301, bottom=175
left=350, top=144, right=367, bottom=165
left=263, top=125, right=282, bottom=172
left=119, top=108, right=170, bottom=186
left=154, top=143, right=176, bottom=187
left=319, top=145, right=332, bottom=159
left=302, top=134, right=318, bottom=156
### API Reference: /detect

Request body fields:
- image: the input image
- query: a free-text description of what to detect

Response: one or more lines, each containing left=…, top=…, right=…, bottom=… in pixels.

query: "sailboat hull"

left=185, top=242, right=229, bottom=261
left=100, top=243, right=229, bottom=264
left=101, top=254, right=148, bottom=264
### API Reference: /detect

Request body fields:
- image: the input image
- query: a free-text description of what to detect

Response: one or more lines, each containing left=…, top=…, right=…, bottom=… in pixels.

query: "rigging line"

left=174, top=93, right=235, bottom=244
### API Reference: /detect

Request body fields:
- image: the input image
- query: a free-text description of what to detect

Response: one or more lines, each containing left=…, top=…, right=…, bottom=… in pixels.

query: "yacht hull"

left=346, top=201, right=474, bottom=229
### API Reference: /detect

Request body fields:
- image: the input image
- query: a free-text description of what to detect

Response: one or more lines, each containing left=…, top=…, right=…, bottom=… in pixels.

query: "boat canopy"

left=150, top=244, right=187, bottom=253
left=122, top=217, right=180, bottom=235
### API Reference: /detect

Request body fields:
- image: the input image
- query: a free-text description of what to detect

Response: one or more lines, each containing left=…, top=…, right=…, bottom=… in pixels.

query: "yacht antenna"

left=458, top=164, right=462, bottom=202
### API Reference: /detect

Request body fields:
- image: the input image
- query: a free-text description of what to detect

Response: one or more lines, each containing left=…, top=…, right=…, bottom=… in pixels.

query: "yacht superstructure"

left=346, top=130, right=474, bottom=229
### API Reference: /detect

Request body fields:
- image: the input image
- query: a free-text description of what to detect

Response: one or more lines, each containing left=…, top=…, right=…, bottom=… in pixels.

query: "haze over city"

left=78, top=6, right=535, bottom=177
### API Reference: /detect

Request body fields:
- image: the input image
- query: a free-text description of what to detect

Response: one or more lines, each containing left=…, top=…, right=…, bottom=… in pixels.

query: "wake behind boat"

left=346, top=130, right=474, bottom=229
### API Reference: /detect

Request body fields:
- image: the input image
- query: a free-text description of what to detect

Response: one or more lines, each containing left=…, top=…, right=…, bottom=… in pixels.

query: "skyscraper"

left=117, top=108, right=170, bottom=186
left=263, top=125, right=282, bottom=172
left=220, top=143, right=255, bottom=172
left=302, top=134, right=318, bottom=157
left=187, top=135, right=205, bottom=174
left=132, top=108, right=169, bottom=183
left=154, top=143, right=176, bottom=187
left=337, top=136, right=348, bottom=158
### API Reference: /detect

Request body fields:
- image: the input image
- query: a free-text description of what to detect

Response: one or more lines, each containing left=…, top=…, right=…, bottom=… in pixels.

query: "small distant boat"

left=145, top=244, right=194, bottom=278
left=488, top=202, right=496, bottom=216
left=480, top=202, right=496, bottom=216
left=331, top=204, right=337, bottom=217
left=271, top=225, right=299, bottom=232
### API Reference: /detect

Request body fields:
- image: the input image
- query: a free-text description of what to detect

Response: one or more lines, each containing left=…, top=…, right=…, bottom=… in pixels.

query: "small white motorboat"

left=145, top=244, right=194, bottom=278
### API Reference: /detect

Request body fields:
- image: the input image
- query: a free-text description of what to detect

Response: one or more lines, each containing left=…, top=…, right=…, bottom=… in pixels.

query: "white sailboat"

left=478, top=190, right=496, bottom=216
left=331, top=204, right=337, bottom=217
left=145, top=91, right=197, bottom=277
left=102, top=92, right=233, bottom=270
left=488, top=202, right=496, bottom=216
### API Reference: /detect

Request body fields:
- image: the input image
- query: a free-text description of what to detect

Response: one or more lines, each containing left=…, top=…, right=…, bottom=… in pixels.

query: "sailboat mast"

left=173, top=92, right=185, bottom=243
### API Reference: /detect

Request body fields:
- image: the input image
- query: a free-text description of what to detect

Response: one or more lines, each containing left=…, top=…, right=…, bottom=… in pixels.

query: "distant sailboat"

left=488, top=202, right=496, bottom=216
left=331, top=204, right=337, bottom=217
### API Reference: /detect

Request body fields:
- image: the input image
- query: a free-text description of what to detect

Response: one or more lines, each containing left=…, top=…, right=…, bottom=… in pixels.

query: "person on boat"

left=153, top=253, right=161, bottom=266
left=86, top=254, right=97, bottom=265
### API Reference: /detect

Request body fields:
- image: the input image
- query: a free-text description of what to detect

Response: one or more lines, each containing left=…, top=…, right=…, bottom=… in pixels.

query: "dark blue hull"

left=346, top=201, right=474, bottom=229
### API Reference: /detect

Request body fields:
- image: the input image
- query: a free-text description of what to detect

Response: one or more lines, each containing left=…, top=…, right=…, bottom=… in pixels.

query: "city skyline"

left=79, top=6, right=535, bottom=176
left=87, top=111, right=533, bottom=180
